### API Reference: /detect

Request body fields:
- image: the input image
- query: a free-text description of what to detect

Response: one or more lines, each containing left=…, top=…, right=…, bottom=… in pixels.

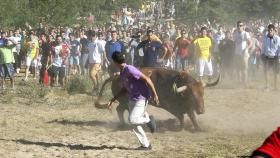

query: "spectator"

left=0, top=38, right=17, bottom=89
left=193, top=27, right=213, bottom=84
left=219, top=30, right=234, bottom=79
left=137, top=29, right=163, bottom=67
left=68, top=33, right=81, bottom=75
left=48, top=35, right=69, bottom=87
left=233, top=21, right=252, bottom=87
left=22, top=31, right=39, bottom=82
left=174, top=30, right=192, bottom=71
left=79, top=30, right=90, bottom=75
left=104, top=30, right=125, bottom=77
left=87, top=31, right=105, bottom=95
left=261, top=24, right=280, bottom=91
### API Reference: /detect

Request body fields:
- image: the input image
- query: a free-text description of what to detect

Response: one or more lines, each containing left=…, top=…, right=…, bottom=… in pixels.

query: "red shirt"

left=254, top=127, right=280, bottom=157
left=175, top=37, right=191, bottom=58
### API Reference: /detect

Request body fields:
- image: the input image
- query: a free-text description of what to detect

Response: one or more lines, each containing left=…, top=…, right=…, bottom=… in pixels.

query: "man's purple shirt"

left=120, top=64, right=150, bottom=101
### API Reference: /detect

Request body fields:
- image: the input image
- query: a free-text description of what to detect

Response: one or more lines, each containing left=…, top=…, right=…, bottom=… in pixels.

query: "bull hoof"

left=193, top=127, right=202, bottom=132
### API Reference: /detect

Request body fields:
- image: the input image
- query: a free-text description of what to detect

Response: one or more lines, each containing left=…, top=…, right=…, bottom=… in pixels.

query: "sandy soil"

left=0, top=79, right=279, bottom=158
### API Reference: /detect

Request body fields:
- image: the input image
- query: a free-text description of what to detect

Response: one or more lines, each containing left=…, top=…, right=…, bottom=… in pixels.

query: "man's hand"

left=151, top=94, right=159, bottom=105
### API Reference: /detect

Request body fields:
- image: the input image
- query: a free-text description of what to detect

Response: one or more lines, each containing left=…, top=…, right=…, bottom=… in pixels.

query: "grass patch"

left=17, top=80, right=50, bottom=99
left=66, top=75, right=92, bottom=94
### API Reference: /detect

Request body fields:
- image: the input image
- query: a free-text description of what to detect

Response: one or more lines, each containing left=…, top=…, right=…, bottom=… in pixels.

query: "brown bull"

left=95, top=68, right=219, bottom=131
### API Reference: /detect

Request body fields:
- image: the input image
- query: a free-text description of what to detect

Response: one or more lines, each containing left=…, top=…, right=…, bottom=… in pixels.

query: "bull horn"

left=205, top=74, right=220, bottom=87
left=177, top=86, right=187, bottom=93
left=172, top=83, right=188, bottom=93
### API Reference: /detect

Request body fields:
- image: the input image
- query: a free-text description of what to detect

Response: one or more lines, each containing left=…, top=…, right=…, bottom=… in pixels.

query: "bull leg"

left=172, top=113, right=184, bottom=130
left=187, top=110, right=201, bottom=132
left=116, top=103, right=128, bottom=128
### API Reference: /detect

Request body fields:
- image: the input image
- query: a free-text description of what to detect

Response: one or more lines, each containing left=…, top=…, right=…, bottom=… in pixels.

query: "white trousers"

left=198, top=58, right=213, bottom=77
left=128, top=99, right=151, bottom=147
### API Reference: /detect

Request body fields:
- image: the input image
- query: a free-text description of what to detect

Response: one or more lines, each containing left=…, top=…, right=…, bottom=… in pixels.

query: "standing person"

left=48, top=35, right=69, bottom=87
left=22, top=31, right=39, bottom=82
left=129, top=31, right=142, bottom=67
left=161, top=34, right=174, bottom=69
left=97, top=31, right=107, bottom=81
left=247, top=29, right=261, bottom=80
left=173, top=30, right=192, bottom=71
left=261, top=24, right=280, bottom=91
left=19, top=30, right=28, bottom=72
left=219, top=30, right=235, bottom=80
left=87, top=31, right=105, bottom=95
left=193, top=27, right=213, bottom=84
left=137, top=29, right=163, bottom=67
left=108, top=51, right=159, bottom=150
left=0, top=39, right=17, bottom=89
left=79, top=31, right=90, bottom=75
left=104, top=30, right=125, bottom=77
left=9, top=29, right=21, bottom=73
left=213, top=26, right=225, bottom=63
left=233, top=21, right=252, bottom=86
left=39, top=33, right=51, bottom=85
left=68, top=33, right=81, bottom=75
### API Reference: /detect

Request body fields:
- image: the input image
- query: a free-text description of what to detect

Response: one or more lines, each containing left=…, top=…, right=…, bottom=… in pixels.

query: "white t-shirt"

left=88, top=41, right=104, bottom=64
left=52, top=45, right=63, bottom=67
left=97, top=39, right=106, bottom=50
left=233, top=31, right=250, bottom=55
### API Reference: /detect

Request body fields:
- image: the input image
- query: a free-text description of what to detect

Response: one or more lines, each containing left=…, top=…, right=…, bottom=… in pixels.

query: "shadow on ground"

left=47, top=118, right=199, bottom=133
left=0, top=138, right=134, bottom=150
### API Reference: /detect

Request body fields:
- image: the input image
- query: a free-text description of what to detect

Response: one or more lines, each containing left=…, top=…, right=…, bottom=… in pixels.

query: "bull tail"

left=95, top=76, right=116, bottom=108
left=205, top=73, right=220, bottom=87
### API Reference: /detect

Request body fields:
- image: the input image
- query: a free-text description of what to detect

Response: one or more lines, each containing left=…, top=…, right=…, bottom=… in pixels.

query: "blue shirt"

left=105, top=40, right=125, bottom=62
left=0, top=39, right=5, bottom=48
left=137, top=40, right=163, bottom=67
left=262, top=35, right=280, bottom=58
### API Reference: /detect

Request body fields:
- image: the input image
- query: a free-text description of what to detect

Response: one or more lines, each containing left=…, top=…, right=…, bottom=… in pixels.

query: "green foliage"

left=66, top=75, right=91, bottom=94
left=175, top=0, right=280, bottom=25
left=0, top=0, right=279, bottom=28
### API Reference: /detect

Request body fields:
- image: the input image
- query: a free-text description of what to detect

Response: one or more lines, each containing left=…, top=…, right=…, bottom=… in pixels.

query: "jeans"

left=80, top=53, right=88, bottom=75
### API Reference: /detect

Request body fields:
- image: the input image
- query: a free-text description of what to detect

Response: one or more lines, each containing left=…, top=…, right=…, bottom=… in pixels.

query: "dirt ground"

left=0, top=78, right=279, bottom=158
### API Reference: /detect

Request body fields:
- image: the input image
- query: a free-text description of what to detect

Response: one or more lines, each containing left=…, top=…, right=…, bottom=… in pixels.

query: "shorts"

left=0, top=63, right=14, bottom=79
left=198, top=58, right=213, bottom=77
left=26, top=56, right=38, bottom=67
left=69, top=55, right=80, bottom=65
left=48, top=65, right=66, bottom=78
left=89, top=63, right=101, bottom=77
